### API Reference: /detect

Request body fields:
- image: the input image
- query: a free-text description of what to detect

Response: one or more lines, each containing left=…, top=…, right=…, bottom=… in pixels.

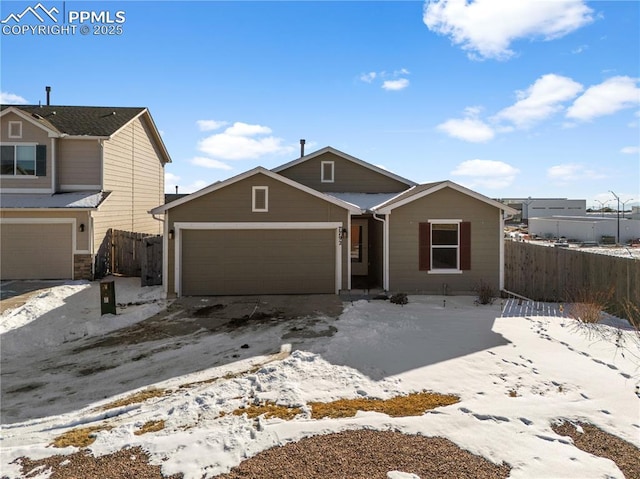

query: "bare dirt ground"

left=1, top=293, right=344, bottom=424
left=74, top=294, right=344, bottom=350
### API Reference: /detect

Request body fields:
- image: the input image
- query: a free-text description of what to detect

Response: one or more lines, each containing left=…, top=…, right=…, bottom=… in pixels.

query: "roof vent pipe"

left=300, top=139, right=306, bottom=157
left=45, top=86, right=51, bottom=106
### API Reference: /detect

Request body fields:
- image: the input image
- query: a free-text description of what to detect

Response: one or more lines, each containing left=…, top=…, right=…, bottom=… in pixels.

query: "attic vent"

left=32, top=113, right=44, bottom=120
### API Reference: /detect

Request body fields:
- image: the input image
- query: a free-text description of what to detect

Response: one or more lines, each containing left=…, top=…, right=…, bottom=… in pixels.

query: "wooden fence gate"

left=95, top=229, right=163, bottom=286
left=141, top=235, right=163, bottom=286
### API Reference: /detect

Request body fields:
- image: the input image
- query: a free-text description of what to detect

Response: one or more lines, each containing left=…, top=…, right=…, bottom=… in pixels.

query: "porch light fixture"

left=79, top=223, right=85, bottom=232
left=338, top=227, right=348, bottom=245
left=169, top=229, right=175, bottom=240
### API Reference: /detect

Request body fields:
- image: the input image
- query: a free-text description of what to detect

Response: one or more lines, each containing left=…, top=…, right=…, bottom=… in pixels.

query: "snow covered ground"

left=1, top=279, right=638, bottom=478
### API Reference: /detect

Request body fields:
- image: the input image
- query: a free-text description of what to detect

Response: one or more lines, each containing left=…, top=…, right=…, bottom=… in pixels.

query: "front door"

left=351, top=218, right=368, bottom=276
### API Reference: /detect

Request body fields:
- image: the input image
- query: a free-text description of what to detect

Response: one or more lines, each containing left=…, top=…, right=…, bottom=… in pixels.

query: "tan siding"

left=0, top=112, right=52, bottom=190
left=278, top=152, right=410, bottom=193
left=388, top=188, right=501, bottom=293
left=165, top=173, right=350, bottom=295
left=58, top=139, right=101, bottom=188
left=94, top=116, right=164, bottom=249
left=132, top=117, right=164, bottom=234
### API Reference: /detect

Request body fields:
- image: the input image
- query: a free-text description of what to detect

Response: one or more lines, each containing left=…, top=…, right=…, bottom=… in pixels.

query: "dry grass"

left=100, top=388, right=168, bottom=411
left=134, top=420, right=166, bottom=436
left=309, top=391, right=459, bottom=419
left=621, top=298, right=640, bottom=331
left=51, top=425, right=113, bottom=448
left=566, top=288, right=613, bottom=324
left=231, top=402, right=302, bottom=420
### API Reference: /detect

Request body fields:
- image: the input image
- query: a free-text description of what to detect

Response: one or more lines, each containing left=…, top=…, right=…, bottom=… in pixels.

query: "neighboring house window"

left=419, top=221, right=471, bottom=272
left=0, top=144, right=46, bottom=176
left=321, top=161, right=334, bottom=183
left=8, top=121, right=22, bottom=139
left=252, top=186, right=268, bottom=212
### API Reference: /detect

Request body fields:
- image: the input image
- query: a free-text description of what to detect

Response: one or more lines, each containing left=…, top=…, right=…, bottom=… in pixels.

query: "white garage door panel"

left=181, top=229, right=336, bottom=295
left=1, top=223, right=73, bottom=280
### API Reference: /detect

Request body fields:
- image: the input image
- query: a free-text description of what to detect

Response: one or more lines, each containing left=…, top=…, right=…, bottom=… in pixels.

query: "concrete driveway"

left=0, top=280, right=68, bottom=313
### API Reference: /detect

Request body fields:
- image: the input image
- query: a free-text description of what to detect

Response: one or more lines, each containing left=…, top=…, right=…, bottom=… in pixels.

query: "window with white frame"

left=8, top=121, right=22, bottom=139
left=431, top=222, right=459, bottom=269
left=252, top=186, right=268, bottom=212
left=1, top=144, right=37, bottom=176
left=419, top=220, right=471, bottom=272
left=321, top=161, right=334, bottom=183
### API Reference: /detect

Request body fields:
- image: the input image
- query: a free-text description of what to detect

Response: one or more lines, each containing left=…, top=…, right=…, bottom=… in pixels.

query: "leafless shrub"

left=565, top=288, right=613, bottom=325
left=474, top=280, right=496, bottom=305
left=621, top=298, right=640, bottom=332
left=390, top=293, right=408, bottom=305
left=566, top=288, right=640, bottom=371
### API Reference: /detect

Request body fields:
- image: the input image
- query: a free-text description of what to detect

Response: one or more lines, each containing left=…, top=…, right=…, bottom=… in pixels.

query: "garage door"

left=181, top=228, right=336, bottom=295
left=0, top=223, right=73, bottom=280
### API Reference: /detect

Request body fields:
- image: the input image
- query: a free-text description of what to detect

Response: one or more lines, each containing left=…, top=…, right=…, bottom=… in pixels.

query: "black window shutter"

left=419, top=222, right=430, bottom=271
left=36, top=145, right=47, bottom=177
left=460, top=221, right=471, bottom=270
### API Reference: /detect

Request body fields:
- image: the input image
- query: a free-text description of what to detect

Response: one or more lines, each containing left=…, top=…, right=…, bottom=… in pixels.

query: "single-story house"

left=151, top=146, right=516, bottom=296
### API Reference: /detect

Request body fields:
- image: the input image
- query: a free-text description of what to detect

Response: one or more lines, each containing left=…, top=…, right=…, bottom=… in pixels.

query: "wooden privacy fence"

left=95, top=229, right=163, bottom=286
left=504, top=240, right=640, bottom=316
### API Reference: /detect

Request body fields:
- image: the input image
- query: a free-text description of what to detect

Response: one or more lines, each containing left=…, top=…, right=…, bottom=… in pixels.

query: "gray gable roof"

left=1, top=105, right=146, bottom=137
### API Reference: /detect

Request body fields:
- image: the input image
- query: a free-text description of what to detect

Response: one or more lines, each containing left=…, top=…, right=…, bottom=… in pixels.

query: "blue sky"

left=2, top=0, right=639, bottom=208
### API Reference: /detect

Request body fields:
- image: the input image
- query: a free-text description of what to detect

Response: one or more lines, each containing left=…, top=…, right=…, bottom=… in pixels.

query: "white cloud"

left=179, top=180, right=209, bottom=194
left=423, top=0, right=594, bottom=60
left=191, top=156, right=233, bottom=170
left=493, top=74, right=583, bottom=128
left=382, top=78, right=410, bottom=91
left=437, top=107, right=495, bottom=142
left=437, top=118, right=495, bottom=142
left=0, top=92, right=28, bottom=104
left=360, top=72, right=377, bottom=83
left=198, top=122, right=293, bottom=160
left=620, top=146, right=639, bottom=155
left=547, top=163, right=607, bottom=183
left=224, top=122, right=272, bottom=136
left=360, top=69, right=410, bottom=91
left=566, top=76, right=640, bottom=121
left=571, top=44, right=588, bottom=54
left=196, top=120, right=228, bottom=132
left=451, top=159, right=519, bottom=188
left=165, top=172, right=180, bottom=183
left=164, top=172, right=209, bottom=195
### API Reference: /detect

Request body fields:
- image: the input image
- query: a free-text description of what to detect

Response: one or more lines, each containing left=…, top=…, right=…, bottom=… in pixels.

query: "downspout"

left=50, top=137, right=56, bottom=193
left=373, top=212, right=389, bottom=291
left=499, top=209, right=505, bottom=291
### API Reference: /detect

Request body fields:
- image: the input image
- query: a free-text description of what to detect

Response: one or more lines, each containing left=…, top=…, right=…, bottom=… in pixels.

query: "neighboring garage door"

left=0, top=223, right=73, bottom=280
left=181, top=228, right=336, bottom=295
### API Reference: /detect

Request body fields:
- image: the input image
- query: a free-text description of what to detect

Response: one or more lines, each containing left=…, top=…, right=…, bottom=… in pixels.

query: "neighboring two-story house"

left=0, top=105, right=171, bottom=280
left=151, top=146, right=516, bottom=297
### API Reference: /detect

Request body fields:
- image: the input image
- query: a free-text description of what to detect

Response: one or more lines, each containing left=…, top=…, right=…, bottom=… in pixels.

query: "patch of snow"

left=1, top=285, right=638, bottom=479
left=388, top=472, right=420, bottom=479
